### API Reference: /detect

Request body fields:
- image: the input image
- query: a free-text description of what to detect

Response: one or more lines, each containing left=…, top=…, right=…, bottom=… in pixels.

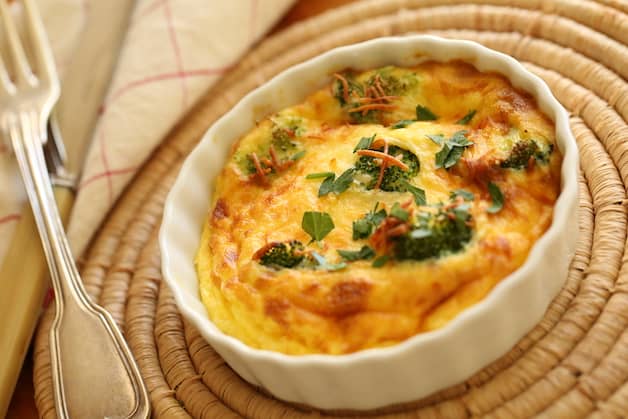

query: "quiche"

left=196, top=61, right=561, bottom=355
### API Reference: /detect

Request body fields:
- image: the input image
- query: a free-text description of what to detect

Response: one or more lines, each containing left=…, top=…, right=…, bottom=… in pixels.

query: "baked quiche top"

left=196, top=61, right=561, bottom=355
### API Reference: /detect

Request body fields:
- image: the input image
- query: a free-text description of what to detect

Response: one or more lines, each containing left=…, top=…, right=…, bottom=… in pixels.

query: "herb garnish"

left=404, top=181, right=427, bottom=205
left=316, top=168, right=355, bottom=196
left=352, top=203, right=387, bottom=240
left=426, top=134, right=445, bottom=146
left=290, top=150, right=306, bottom=161
left=302, top=211, right=335, bottom=243
left=434, top=130, right=473, bottom=169
left=306, top=172, right=335, bottom=179
left=487, top=182, right=504, bottom=213
left=353, top=134, right=376, bottom=152
left=337, top=245, right=376, bottom=261
left=450, top=189, right=474, bottom=201
left=456, top=110, right=477, bottom=125
left=390, top=202, right=409, bottom=221
left=372, top=255, right=390, bottom=267
left=391, top=120, right=415, bottom=129
left=416, top=105, right=438, bottom=121
left=392, top=201, right=473, bottom=261
left=310, top=251, right=347, bottom=271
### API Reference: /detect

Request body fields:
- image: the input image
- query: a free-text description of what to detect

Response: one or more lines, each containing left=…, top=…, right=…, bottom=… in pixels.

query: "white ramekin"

left=159, top=35, right=579, bottom=410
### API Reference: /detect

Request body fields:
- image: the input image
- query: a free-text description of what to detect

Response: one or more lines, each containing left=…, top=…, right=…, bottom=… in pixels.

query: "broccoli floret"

left=234, top=151, right=257, bottom=175
left=354, top=146, right=420, bottom=191
left=366, top=68, right=418, bottom=96
left=348, top=108, right=381, bottom=124
left=333, top=69, right=413, bottom=124
left=234, top=118, right=304, bottom=177
left=332, top=72, right=364, bottom=106
left=271, top=118, right=302, bottom=152
left=501, top=140, right=553, bottom=169
left=258, top=241, right=305, bottom=269
left=392, top=204, right=472, bottom=261
left=352, top=203, right=387, bottom=240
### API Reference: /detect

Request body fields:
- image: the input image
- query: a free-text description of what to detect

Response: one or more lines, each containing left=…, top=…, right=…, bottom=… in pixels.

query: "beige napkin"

left=0, top=0, right=295, bottom=263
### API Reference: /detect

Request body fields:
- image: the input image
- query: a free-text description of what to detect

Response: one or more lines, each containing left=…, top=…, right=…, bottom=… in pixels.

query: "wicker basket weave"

left=33, top=1, right=628, bottom=417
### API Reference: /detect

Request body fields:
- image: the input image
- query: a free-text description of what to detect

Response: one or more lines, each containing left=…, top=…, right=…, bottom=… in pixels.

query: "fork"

left=0, top=1, right=150, bottom=417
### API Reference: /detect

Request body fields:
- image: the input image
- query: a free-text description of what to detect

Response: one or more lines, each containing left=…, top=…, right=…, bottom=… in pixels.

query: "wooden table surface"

left=5, top=0, right=355, bottom=417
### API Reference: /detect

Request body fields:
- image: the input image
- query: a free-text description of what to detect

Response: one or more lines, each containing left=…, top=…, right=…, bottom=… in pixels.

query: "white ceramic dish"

left=159, top=35, right=579, bottom=410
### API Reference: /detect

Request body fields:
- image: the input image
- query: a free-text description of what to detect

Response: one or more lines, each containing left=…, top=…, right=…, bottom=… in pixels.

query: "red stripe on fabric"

left=0, top=213, right=21, bottom=225
left=97, top=129, right=114, bottom=204
left=163, top=0, right=188, bottom=108
left=78, top=165, right=138, bottom=191
left=100, top=66, right=232, bottom=114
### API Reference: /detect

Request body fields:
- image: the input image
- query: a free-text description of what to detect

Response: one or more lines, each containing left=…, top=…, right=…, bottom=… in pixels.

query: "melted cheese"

left=196, top=61, right=561, bottom=355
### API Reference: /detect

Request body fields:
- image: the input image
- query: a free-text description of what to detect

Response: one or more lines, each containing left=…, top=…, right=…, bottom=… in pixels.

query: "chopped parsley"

left=302, top=211, right=335, bottom=243
left=450, top=189, right=474, bottom=201
left=317, top=168, right=355, bottom=196
left=310, top=251, right=346, bottom=271
left=306, top=172, right=335, bottom=179
left=404, top=182, right=427, bottom=205
left=353, top=134, right=376, bottom=152
left=456, top=110, right=477, bottom=125
left=390, top=202, right=409, bottom=221
left=487, top=182, right=504, bottom=213
left=337, top=245, right=376, bottom=261
left=426, top=134, right=445, bottom=146
left=434, top=130, right=473, bottom=169
left=416, top=105, right=438, bottom=121
left=391, top=119, right=415, bottom=129
left=352, top=203, right=387, bottom=240
left=372, top=255, right=390, bottom=268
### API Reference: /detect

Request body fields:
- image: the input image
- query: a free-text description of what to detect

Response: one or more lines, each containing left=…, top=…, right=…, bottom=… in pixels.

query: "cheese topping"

left=196, top=61, right=561, bottom=355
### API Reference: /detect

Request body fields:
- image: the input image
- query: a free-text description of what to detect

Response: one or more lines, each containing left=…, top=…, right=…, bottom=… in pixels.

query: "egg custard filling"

left=196, top=61, right=562, bottom=355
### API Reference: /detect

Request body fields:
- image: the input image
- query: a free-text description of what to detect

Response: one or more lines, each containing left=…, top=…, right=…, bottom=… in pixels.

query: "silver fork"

left=0, top=1, right=150, bottom=418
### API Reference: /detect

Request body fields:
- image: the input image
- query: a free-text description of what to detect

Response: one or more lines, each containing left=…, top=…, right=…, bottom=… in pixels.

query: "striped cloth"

left=0, top=0, right=294, bottom=262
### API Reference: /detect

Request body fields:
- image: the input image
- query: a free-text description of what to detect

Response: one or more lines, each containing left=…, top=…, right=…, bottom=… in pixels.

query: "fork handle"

left=9, top=111, right=150, bottom=419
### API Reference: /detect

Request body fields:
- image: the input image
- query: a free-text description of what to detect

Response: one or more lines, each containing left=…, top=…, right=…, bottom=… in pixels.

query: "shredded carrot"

left=349, top=103, right=397, bottom=114
left=386, top=223, right=410, bottom=237
left=356, top=149, right=409, bottom=171
left=365, top=85, right=378, bottom=99
left=333, top=73, right=350, bottom=103
left=374, top=74, right=387, bottom=97
left=527, top=155, right=536, bottom=171
left=356, top=95, right=399, bottom=104
left=370, top=138, right=388, bottom=149
left=249, top=152, right=270, bottom=184
left=268, top=145, right=281, bottom=170
left=369, top=216, right=407, bottom=251
left=374, top=141, right=389, bottom=190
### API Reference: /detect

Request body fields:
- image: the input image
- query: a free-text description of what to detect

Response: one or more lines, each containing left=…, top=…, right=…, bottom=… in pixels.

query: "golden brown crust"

left=195, top=61, right=562, bottom=355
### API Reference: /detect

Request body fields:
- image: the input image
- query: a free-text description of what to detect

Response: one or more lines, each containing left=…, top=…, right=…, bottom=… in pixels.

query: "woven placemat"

left=32, top=0, right=628, bottom=417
